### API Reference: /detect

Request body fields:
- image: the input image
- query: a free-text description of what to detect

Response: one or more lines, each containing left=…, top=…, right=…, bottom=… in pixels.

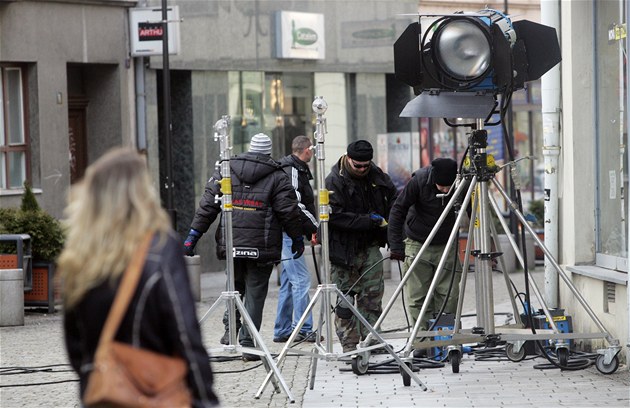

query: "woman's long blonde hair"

left=58, top=147, right=171, bottom=309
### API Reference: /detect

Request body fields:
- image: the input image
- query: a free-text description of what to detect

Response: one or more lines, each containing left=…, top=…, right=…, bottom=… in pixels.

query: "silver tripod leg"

left=369, top=178, right=476, bottom=357
left=492, top=179, right=621, bottom=351
left=200, top=290, right=295, bottom=402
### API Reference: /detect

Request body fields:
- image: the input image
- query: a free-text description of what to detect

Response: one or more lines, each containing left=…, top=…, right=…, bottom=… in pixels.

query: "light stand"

left=256, top=97, right=427, bottom=397
left=364, top=119, right=622, bottom=382
left=197, top=116, right=294, bottom=401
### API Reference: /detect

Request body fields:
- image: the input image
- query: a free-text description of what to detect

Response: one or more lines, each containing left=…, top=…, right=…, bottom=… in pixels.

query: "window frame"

left=0, top=63, right=30, bottom=190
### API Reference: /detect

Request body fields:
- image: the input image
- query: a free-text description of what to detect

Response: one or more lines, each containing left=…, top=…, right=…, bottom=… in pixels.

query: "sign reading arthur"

left=275, top=11, right=325, bottom=60
left=129, top=7, right=180, bottom=57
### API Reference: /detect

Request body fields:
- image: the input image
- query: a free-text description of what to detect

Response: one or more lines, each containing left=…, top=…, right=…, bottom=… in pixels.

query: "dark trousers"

left=222, top=258, right=273, bottom=346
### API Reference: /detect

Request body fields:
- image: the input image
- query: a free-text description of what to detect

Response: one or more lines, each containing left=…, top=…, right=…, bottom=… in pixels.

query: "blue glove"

left=369, top=213, right=386, bottom=227
left=184, top=228, right=202, bottom=256
left=291, top=236, right=305, bottom=259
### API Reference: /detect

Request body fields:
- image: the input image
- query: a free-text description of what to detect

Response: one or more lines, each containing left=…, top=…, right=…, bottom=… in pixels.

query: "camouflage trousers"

left=331, top=245, right=384, bottom=351
left=402, top=238, right=462, bottom=331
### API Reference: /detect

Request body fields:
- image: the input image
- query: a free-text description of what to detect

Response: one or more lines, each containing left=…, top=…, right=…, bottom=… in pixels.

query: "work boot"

left=342, top=344, right=357, bottom=353
left=242, top=352, right=261, bottom=362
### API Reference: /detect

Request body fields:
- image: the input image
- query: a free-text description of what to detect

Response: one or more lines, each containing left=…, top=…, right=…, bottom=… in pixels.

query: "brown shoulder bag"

left=83, top=234, right=192, bottom=408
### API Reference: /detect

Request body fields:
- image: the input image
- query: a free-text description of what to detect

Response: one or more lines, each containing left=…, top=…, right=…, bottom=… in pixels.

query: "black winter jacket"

left=387, top=165, right=459, bottom=254
left=279, top=154, right=318, bottom=238
left=190, top=152, right=302, bottom=262
left=63, top=232, right=219, bottom=407
left=325, top=156, right=398, bottom=268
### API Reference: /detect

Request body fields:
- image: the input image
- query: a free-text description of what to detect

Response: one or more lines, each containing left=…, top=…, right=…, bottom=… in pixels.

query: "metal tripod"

left=364, top=119, right=622, bottom=382
left=197, top=116, right=294, bottom=402
left=256, top=97, right=427, bottom=398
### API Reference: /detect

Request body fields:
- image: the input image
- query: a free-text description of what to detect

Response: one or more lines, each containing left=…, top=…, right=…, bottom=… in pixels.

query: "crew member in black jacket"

left=325, top=140, right=398, bottom=353
left=184, top=133, right=303, bottom=361
left=387, top=158, right=462, bottom=339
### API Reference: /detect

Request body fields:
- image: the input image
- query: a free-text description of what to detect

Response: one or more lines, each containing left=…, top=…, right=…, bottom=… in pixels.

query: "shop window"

left=594, top=2, right=628, bottom=270
left=228, top=71, right=313, bottom=158
left=0, top=65, right=29, bottom=190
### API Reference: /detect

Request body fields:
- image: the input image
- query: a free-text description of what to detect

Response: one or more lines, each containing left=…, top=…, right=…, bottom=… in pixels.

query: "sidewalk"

left=1, top=267, right=629, bottom=407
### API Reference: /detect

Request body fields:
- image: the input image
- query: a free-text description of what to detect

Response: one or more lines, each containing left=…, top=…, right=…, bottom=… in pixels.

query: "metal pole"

left=214, top=116, right=238, bottom=343
left=541, top=0, right=561, bottom=308
left=161, top=0, right=175, bottom=226
left=312, top=96, right=334, bottom=352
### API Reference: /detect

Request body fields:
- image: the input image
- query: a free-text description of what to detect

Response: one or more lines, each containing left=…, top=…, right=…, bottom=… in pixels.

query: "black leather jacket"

left=190, top=152, right=302, bottom=262
left=325, top=156, right=398, bottom=268
left=63, top=232, right=219, bottom=407
left=387, top=165, right=460, bottom=253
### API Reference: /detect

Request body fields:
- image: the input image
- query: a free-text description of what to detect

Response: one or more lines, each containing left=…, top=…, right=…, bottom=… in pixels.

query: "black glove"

left=184, top=228, right=202, bottom=256
left=390, top=251, right=406, bottom=261
left=291, top=236, right=305, bottom=259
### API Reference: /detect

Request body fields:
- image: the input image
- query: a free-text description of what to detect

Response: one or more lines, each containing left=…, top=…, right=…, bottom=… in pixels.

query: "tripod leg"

left=334, top=287, right=428, bottom=390
left=492, top=179, right=621, bottom=347
left=309, top=346, right=320, bottom=390
left=452, top=211, right=477, bottom=334
left=198, top=294, right=226, bottom=324
left=488, top=194, right=524, bottom=325
left=233, top=296, right=295, bottom=402
left=255, top=286, right=326, bottom=398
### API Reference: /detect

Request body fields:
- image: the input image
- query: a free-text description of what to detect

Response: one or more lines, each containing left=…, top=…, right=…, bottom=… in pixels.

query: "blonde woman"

left=58, top=147, right=219, bottom=407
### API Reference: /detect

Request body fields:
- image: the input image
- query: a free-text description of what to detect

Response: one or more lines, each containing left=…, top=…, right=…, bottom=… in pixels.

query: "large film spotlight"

left=394, top=9, right=561, bottom=119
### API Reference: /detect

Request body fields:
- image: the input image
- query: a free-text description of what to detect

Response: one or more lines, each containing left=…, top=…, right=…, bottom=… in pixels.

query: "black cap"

left=347, top=140, right=373, bottom=161
left=431, top=158, right=457, bottom=186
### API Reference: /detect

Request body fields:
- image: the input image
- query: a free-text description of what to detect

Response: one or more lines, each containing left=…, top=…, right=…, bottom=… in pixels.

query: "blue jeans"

left=273, top=233, right=313, bottom=337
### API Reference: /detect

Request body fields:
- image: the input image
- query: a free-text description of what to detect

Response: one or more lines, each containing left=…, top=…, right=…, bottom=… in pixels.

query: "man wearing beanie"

left=387, top=157, right=463, bottom=357
left=324, top=139, right=398, bottom=353
left=183, top=133, right=304, bottom=361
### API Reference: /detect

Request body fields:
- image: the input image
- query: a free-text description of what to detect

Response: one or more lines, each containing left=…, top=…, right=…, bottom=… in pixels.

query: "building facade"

left=0, top=0, right=137, bottom=216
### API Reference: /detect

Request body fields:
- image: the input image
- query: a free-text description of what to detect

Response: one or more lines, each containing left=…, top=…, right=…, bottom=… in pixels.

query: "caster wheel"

left=351, top=354, right=370, bottom=375
left=505, top=343, right=526, bottom=362
left=400, top=362, right=412, bottom=386
left=449, top=350, right=461, bottom=373
left=595, top=354, right=619, bottom=374
left=557, top=348, right=569, bottom=367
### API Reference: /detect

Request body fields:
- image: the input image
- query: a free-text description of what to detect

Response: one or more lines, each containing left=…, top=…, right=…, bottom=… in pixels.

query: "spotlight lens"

left=434, top=19, right=491, bottom=81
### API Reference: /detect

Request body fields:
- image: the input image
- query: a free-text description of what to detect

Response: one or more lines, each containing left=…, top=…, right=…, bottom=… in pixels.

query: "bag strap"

left=95, top=233, right=154, bottom=354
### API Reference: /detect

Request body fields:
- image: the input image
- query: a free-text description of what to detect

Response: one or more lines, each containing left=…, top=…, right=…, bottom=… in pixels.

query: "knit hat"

left=249, top=133, right=272, bottom=155
left=431, top=157, right=457, bottom=186
left=347, top=140, right=373, bottom=161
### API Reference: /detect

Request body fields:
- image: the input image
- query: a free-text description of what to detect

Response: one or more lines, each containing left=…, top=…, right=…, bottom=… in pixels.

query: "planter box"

left=23, top=262, right=57, bottom=313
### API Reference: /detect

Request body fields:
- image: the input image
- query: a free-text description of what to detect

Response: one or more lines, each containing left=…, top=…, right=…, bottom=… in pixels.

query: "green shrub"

left=0, top=184, right=65, bottom=262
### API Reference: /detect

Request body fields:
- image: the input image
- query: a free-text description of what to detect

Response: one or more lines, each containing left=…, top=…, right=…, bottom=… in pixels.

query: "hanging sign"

left=275, top=11, right=325, bottom=60
left=129, top=7, right=180, bottom=56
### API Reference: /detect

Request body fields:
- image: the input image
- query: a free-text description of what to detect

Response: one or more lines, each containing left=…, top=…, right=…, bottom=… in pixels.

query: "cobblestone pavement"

left=1, top=266, right=629, bottom=407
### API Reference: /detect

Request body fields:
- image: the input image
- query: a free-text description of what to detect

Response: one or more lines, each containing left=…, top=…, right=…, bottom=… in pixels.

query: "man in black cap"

left=325, top=140, right=398, bottom=353
left=387, top=157, right=462, bottom=354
